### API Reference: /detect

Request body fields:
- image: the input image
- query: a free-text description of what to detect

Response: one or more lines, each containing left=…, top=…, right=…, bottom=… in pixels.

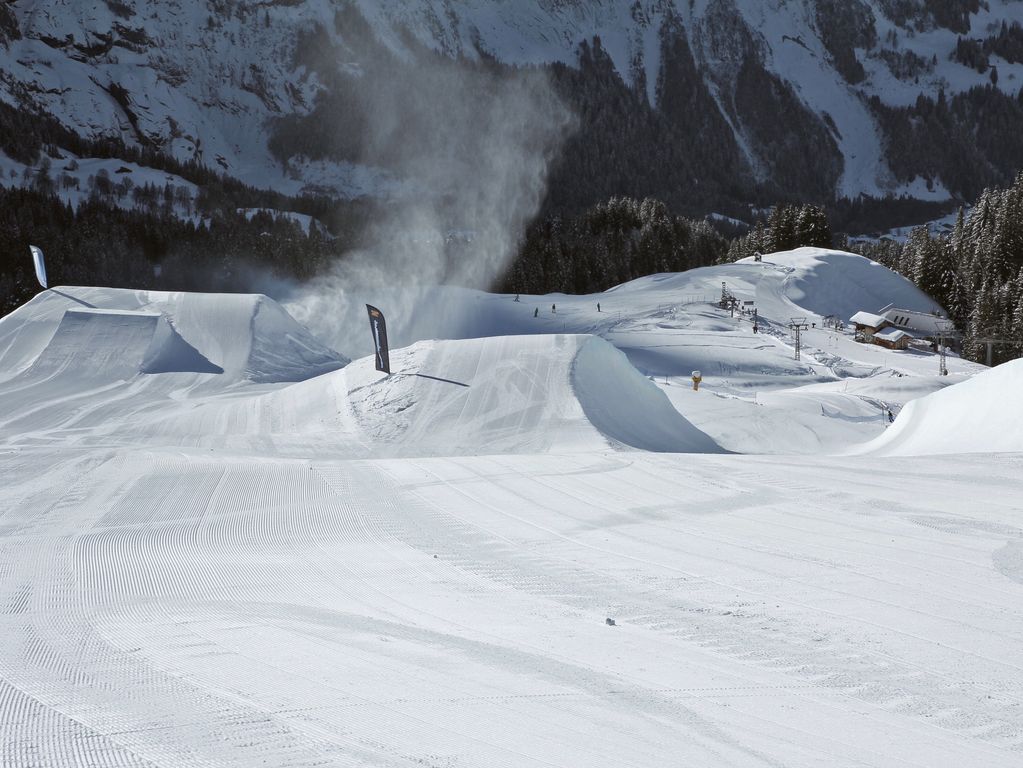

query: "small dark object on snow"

left=605, top=617, right=616, bottom=626
left=433, top=554, right=438, bottom=558
left=534, top=307, right=538, bottom=318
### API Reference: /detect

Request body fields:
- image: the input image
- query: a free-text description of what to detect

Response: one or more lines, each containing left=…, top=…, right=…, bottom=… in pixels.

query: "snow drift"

left=854, top=359, right=1023, bottom=455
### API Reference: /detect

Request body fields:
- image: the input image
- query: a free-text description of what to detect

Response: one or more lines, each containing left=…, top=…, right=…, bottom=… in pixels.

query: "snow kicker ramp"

left=853, top=359, right=1023, bottom=456
left=28, top=308, right=221, bottom=379
left=343, top=334, right=723, bottom=455
left=0, top=286, right=347, bottom=385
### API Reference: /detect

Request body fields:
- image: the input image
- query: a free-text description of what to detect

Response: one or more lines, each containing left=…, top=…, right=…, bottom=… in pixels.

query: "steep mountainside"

left=2, top=0, right=1023, bottom=212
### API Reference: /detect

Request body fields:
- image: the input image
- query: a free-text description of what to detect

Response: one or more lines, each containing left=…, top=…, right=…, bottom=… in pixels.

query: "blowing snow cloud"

left=283, top=21, right=573, bottom=358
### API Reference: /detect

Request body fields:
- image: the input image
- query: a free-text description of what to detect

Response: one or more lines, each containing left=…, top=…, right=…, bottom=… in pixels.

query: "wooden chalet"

left=849, top=306, right=957, bottom=351
left=849, top=311, right=889, bottom=343
left=872, top=327, right=911, bottom=350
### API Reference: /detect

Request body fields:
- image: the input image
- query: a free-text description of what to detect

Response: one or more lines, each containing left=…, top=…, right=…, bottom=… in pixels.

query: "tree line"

left=0, top=187, right=349, bottom=316
left=855, top=174, right=1023, bottom=366
left=2, top=176, right=1022, bottom=367
left=499, top=196, right=729, bottom=295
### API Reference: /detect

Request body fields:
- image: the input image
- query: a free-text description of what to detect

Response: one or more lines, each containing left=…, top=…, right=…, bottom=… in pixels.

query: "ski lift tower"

left=973, top=333, right=1017, bottom=368
left=788, top=317, right=810, bottom=361
left=935, top=320, right=955, bottom=376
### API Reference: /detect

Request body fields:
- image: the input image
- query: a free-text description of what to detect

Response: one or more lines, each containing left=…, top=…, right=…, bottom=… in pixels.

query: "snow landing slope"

left=340, top=334, right=722, bottom=456
left=854, top=358, right=1023, bottom=456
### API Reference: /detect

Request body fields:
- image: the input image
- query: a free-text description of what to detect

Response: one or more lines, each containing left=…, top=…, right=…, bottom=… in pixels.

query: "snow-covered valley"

left=1, top=248, right=1021, bottom=766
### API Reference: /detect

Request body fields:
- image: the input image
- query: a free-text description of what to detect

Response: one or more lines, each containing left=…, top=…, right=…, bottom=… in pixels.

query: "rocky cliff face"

left=2, top=0, right=1022, bottom=206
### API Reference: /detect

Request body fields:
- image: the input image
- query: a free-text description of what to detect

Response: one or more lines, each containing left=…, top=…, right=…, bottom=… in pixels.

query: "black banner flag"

left=366, top=304, right=391, bottom=374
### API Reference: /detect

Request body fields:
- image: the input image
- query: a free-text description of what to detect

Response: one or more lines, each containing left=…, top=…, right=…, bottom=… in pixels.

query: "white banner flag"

left=29, top=245, right=48, bottom=289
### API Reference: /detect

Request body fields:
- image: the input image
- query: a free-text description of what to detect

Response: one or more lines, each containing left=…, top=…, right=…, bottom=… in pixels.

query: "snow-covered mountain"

left=2, top=0, right=1022, bottom=205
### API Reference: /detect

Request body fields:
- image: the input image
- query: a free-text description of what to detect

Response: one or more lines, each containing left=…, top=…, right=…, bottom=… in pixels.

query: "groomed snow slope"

left=2, top=263, right=1021, bottom=767
left=2, top=439, right=1021, bottom=766
left=854, top=359, right=1023, bottom=456
left=739, top=248, right=944, bottom=321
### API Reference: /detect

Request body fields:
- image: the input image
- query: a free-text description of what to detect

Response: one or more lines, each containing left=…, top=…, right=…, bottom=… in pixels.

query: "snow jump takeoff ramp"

left=0, top=287, right=348, bottom=385
left=343, top=334, right=724, bottom=456
left=27, top=308, right=221, bottom=381
left=0, top=288, right=348, bottom=438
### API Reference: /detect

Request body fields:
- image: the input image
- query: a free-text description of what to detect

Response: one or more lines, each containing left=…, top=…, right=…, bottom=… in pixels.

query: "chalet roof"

left=873, top=328, right=910, bottom=342
left=850, top=311, right=888, bottom=328
left=880, top=307, right=955, bottom=336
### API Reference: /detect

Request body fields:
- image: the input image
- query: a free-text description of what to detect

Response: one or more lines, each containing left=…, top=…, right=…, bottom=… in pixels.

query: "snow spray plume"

left=284, top=44, right=573, bottom=359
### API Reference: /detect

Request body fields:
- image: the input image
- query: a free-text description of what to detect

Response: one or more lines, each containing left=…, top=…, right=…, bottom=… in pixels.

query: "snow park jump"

left=1, top=247, right=1020, bottom=767
left=4, top=1, right=1023, bottom=760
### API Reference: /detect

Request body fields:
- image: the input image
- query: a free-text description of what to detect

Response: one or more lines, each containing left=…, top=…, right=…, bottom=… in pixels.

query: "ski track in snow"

left=1, top=250, right=1022, bottom=766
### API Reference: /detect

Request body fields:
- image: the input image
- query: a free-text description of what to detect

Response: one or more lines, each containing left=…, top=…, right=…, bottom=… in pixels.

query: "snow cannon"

left=691, top=371, right=702, bottom=391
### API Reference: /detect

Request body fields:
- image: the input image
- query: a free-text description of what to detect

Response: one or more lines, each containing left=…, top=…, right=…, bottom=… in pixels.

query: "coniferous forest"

left=4, top=171, right=1022, bottom=365
left=854, top=175, right=1023, bottom=366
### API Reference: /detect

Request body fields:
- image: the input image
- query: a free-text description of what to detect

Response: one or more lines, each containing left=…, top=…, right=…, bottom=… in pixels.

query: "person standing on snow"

left=552, top=304, right=556, bottom=314
left=534, top=307, right=539, bottom=318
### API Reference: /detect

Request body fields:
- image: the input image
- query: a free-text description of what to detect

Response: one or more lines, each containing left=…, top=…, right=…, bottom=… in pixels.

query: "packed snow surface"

left=2, top=248, right=1020, bottom=767
left=0, top=286, right=347, bottom=385
left=856, top=358, right=1023, bottom=456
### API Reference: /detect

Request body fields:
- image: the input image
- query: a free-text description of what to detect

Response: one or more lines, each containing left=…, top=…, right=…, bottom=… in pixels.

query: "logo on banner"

left=365, top=304, right=391, bottom=374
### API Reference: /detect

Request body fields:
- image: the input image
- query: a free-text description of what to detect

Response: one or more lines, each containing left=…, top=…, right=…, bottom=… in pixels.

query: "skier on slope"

left=534, top=307, right=539, bottom=318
